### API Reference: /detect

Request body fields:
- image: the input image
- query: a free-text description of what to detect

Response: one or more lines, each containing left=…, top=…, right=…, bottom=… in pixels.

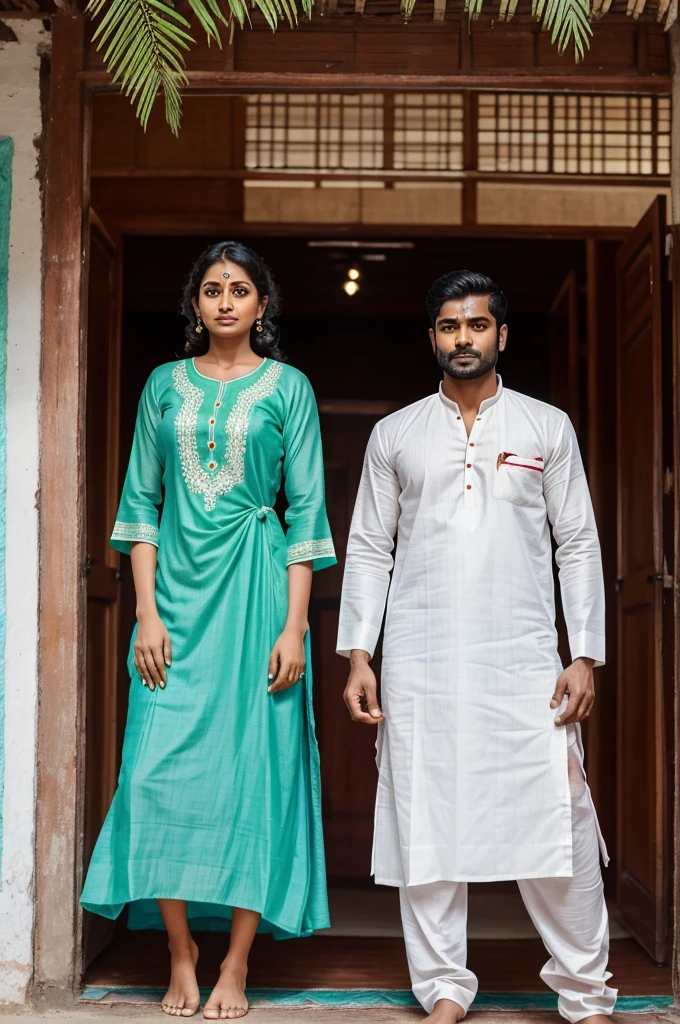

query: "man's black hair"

left=425, top=270, right=508, bottom=329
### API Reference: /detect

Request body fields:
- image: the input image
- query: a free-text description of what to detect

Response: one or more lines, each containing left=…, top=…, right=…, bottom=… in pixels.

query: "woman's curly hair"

left=181, top=241, right=285, bottom=362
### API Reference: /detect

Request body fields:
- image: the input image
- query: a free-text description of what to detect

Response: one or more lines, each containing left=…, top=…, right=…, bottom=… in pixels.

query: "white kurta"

left=337, top=378, right=607, bottom=885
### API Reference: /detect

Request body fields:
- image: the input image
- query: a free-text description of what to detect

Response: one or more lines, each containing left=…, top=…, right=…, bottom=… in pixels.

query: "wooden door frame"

left=34, top=16, right=680, bottom=1001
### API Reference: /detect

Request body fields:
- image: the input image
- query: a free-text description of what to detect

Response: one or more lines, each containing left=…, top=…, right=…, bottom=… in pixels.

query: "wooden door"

left=548, top=271, right=586, bottom=667
left=549, top=270, right=583, bottom=440
left=313, top=400, right=399, bottom=878
left=83, top=212, right=123, bottom=965
left=616, top=196, right=672, bottom=962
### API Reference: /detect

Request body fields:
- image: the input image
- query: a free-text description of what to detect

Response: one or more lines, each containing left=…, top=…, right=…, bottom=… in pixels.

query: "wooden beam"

left=78, top=70, right=672, bottom=92
left=34, top=12, right=88, bottom=1001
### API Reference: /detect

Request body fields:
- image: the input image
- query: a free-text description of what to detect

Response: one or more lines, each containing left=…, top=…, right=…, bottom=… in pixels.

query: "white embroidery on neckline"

left=172, top=360, right=283, bottom=511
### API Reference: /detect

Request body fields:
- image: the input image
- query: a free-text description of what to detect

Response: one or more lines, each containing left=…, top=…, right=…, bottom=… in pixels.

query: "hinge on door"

left=647, top=556, right=674, bottom=589
left=83, top=555, right=92, bottom=578
left=664, top=468, right=674, bottom=495
left=647, top=573, right=674, bottom=589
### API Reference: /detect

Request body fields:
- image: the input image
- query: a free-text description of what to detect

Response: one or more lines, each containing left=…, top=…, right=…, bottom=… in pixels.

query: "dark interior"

left=83, top=232, right=669, bottom=995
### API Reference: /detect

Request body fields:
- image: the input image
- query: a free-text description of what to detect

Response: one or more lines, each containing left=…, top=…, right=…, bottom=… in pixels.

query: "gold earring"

left=195, top=315, right=203, bottom=334
left=256, top=318, right=264, bottom=334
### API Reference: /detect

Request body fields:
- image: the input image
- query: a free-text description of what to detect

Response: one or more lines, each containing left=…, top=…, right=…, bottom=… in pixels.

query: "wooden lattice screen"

left=245, top=92, right=670, bottom=178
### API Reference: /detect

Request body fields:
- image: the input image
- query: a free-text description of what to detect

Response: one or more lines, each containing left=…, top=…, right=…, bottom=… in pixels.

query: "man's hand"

left=551, top=657, right=595, bottom=726
left=344, top=650, right=384, bottom=724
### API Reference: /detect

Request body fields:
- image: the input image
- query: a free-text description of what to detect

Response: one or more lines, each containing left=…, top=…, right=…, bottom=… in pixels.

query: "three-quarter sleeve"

left=282, top=372, right=336, bottom=571
left=544, top=414, right=606, bottom=667
left=111, top=374, right=164, bottom=555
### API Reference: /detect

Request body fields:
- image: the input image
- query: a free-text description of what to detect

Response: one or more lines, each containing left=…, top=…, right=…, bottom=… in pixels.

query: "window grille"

left=477, top=93, right=670, bottom=176
left=393, top=93, right=464, bottom=172
left=245, top=92, right=670, bottom=178
left=245, top=94, right=384, bottom=171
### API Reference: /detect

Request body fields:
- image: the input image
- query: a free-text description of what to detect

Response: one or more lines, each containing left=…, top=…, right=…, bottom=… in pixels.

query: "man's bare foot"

left=424, top=998, right=466, bottom=1022
left=162, top=938, right=200, bottom=1017
left=203, top=958, right=248, bottom=1020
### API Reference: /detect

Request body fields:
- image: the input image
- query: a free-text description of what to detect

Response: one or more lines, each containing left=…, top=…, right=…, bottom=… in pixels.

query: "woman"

left=81, top=242, right=336, bottom=1020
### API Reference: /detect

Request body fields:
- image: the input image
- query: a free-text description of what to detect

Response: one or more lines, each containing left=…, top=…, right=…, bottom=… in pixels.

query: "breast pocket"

left=493, top=452, right=545, bottom=508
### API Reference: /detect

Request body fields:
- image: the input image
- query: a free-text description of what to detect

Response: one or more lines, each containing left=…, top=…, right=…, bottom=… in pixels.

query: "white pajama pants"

left=399, top=736, right=617, bottom=1022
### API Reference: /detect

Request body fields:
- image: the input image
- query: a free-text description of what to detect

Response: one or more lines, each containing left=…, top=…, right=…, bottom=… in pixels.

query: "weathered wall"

left=0, top=18, right=47, bottom=1005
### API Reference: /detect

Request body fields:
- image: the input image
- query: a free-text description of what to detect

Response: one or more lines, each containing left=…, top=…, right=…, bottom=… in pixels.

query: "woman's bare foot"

left=425, top=998, right=466, bottom=1023
left=203, top=958, right=248, bottom=1020
left=161, top=938, right=200, bottom=1017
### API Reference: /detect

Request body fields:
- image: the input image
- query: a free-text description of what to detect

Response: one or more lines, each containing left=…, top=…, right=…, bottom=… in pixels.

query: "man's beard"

left=435, top=340, right=499, bottom=381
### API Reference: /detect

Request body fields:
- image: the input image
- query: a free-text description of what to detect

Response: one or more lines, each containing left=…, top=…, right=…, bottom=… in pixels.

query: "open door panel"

left=83, top=211, right=124, bottom=967
left=616, top=196, right=672, bottom=963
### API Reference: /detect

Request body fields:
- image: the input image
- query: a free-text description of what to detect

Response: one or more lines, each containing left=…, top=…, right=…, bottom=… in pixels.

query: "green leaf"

left=250, top=0, right=279, bottom=30
left=540, top=0, right=592, bottom=59
left=464, top=0, right=485, bottom=19
left=499, top=0, right=520, bottom=19
left=86, top=0, right=192, bottom=133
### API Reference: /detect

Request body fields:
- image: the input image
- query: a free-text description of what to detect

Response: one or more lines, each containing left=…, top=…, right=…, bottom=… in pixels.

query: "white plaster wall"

left=0, top=19, right=48, bottom=1005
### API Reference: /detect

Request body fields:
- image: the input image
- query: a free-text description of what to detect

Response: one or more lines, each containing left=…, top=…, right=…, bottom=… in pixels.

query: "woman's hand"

left=134, top=611, right=172, bottom=691
left=268, top=626, right=307, bottom=694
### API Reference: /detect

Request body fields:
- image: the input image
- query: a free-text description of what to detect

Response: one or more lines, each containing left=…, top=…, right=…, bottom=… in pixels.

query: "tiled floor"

left=83, top=885, right=669, bottom=1009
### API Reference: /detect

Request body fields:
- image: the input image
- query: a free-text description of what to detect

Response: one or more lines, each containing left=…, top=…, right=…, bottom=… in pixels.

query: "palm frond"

left=499, top=0, right=520, bottom=21
left=664, top=0, right=678, bottom=23
left=89, top=0, right=677, bottom=133
left=540, top=0, right=592, bottom=59
left=186, top=0, right=229, bottom=45
left=87, top=0, right=193, bottom=132
left=464, top=0, right=485, bottom=20
left=591, top=0, right=613, bottom=19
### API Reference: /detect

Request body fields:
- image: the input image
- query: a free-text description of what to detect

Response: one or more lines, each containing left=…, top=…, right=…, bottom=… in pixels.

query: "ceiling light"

left=347, top=267, right=360, bottom=281
left=343, top=280, right=360, bottom=296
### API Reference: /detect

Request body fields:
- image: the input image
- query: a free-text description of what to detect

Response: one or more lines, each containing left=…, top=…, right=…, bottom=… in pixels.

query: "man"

left=337, top=271, right=615, bottom=1024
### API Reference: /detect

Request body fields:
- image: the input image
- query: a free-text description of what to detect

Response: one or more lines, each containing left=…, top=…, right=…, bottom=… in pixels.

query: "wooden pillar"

left=34, top=13, right=89, bottom=1001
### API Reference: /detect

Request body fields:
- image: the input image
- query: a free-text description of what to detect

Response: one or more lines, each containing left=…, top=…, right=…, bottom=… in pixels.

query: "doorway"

left=81, top=225, right=674, bottom=1003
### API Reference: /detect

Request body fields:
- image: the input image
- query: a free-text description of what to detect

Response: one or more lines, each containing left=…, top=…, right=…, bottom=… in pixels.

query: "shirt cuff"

left=568, top=629, right=605, bottom=668
left=287, top=538, right=336, bottom=570
left=111, top=521, right=159, bottom=554
left=337, top=620, right=381, bottom=660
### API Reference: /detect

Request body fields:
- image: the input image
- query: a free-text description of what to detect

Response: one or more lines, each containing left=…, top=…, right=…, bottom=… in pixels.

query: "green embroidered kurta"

left=81, top=357, right=336, bottom=939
